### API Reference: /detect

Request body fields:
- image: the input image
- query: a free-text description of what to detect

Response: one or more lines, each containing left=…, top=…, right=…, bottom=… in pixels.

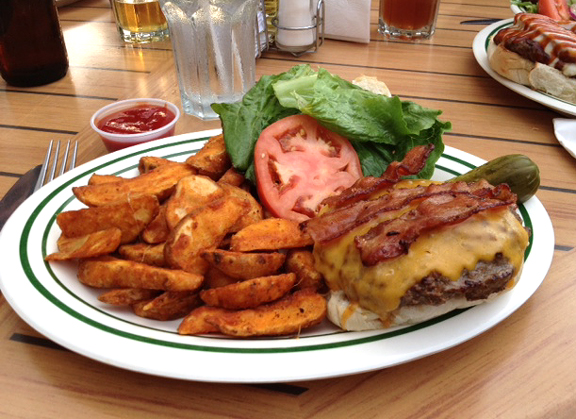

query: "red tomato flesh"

left=539, top=0, right=571, bottom=21
left=254, top=115, right=363, bottom=222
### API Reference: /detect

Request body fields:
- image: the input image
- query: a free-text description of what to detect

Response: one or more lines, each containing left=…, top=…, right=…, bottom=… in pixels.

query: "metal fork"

left=34, top=140, right=78, bottom=191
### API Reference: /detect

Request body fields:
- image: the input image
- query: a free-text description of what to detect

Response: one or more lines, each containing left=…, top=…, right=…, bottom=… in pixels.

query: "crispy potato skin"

left=73, top=162, right=194, bottom=206
left=56, top=194, right=159, bottom=244
left=201, top=249, right=286, bottom=280
left=132, top=291, right=202, bottom=321
left=118, top=242, right=167, bottom=267
left=178, top=306, right=228, bottom=335
left=164, top=196, right=248, bottom=274
left=98, top=288, right=161, bottom=306
left=205, top=290, right=327, bottom=337
left=78, top=256, right=204, bottom=291
left=200, top=273, right=297, bottom=309
left=165, top=175, right=225, bottom=231
left=229, top=218, right=313, bottom=252
left=46, top=228, right=122, bottom=261
left=141, top=204, right=170, bottom=244
left=285, top=249, right=326, bottom=292
left=185, top=134, right=231, bottom=179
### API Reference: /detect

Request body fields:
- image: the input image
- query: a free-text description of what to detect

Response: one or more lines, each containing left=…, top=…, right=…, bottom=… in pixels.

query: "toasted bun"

left=488, top=39, right=576, bottom=104
left=352, top=75, right=392, bottom=97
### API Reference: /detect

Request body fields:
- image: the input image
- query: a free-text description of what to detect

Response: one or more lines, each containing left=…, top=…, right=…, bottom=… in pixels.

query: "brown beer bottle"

left=0, top=0, right=69, bottom=87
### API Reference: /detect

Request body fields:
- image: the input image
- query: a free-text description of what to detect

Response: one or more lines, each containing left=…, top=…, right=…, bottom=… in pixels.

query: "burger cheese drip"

left=306, top=179, right=529, bottom=323
left=494, top=13, right=576, bottom=77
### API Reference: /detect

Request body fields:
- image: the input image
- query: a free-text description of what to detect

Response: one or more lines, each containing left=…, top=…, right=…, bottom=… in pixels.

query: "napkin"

left=322, top=0, right=371, bottom=44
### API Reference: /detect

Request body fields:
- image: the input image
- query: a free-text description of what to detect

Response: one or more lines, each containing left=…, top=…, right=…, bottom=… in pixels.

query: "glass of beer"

left=111, top=0, right=169, bottom=43
left=378, top=0, right=441, bottom=39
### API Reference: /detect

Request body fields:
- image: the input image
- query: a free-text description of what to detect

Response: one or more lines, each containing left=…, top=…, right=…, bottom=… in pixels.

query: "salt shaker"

left=275, top=0, right=315, bottom=53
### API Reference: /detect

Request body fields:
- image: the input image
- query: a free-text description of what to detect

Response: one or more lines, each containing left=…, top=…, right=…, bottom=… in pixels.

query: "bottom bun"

left=487, top=40, right=576, bottom=104
left=327, top=263, right=523, bottom=331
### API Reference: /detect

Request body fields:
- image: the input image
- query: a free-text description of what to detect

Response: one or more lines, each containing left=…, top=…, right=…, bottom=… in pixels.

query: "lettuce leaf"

left=212, top=64, right=450, bottom=182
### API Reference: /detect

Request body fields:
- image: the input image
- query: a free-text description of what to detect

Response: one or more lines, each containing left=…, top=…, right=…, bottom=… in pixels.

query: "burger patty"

left=400, top=253, right=514, bottom=307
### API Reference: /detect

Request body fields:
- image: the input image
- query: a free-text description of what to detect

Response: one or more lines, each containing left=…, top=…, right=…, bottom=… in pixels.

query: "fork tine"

left=70, top=141, right=78, bottom=170
left=35, top=140, right=54, bottom=191
left=58, top=140, right=71, bottom=177
left=47, top=141, right=61, bottom=184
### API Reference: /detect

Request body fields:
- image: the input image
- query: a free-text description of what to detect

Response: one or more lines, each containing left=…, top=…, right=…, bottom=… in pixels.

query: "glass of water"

left=159, top=0, right=258, bottom=120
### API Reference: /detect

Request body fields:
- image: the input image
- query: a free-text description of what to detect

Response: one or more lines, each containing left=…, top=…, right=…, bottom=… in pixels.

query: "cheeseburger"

left=302, top=146, right=530, bottom=331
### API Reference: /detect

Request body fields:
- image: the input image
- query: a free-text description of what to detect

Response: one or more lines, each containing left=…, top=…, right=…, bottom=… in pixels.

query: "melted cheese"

left=313, top=203, right=529, bottom=322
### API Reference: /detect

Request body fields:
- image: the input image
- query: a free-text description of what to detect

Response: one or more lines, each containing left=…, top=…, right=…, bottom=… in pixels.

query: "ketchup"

left=97, top=104, right=176, bottom=135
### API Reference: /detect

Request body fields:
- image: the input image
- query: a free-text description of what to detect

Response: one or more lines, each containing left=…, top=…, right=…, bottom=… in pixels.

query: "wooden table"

left=1, top=0, right=575, bottom=417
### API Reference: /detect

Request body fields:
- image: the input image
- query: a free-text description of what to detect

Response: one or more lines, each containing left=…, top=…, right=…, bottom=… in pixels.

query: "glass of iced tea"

left=378, top=0, right=441, bottom=39
left=111, top=0, right=169, bottom=43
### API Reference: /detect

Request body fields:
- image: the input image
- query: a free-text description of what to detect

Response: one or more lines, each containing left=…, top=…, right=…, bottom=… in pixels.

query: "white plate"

left=553, top=118, right=576, bottom=158
left=0, top=131, right=554, bottom=383
left=472, top=19, right=576, bottom=117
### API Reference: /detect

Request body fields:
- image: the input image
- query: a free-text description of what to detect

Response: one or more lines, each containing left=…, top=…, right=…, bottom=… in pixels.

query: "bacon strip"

left=355, top=184, right=516, bottom=266
left=319, top=144, right=434, bottom=210
left=303, top=179, right=505, bottom=244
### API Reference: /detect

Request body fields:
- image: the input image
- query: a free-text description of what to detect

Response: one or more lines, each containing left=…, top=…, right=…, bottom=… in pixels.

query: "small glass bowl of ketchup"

left=90, top=98, right=180, bottom=152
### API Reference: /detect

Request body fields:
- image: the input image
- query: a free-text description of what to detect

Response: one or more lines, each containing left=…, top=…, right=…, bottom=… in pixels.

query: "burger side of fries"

left=46, top=134, right=327, bottom=338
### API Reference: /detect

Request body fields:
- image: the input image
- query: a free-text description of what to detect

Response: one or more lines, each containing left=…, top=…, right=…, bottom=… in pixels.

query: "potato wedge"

left=285, top=249, right=326, bottom=291
left=88, top=174, right=125, bottom=185
left=206, top=289, right=327, bottom=337
left=203, top=267, right=240, bottom=289
left=164, top=196, right=248, bottom=274
left=220, top=183, right=263, bottom=232
left=200, top=249, right=285, bottom=280
left=138, top=156, right=172, bottom=174
left=217, top=167, right=245, bottom=187
left=141, top=204, right=170, bottom=244
left=165, top=175, right=225, bottom=231
left=73, top=162, right=194, bottom=206
left=132, top=291, right=202, bottom=321
left=229, top=218, right=313, bottom=252
left=185, top=134, right=230, bottom=179
left=118, top=242, right=166, bottom=267
left=200, top=273, right=296, bottom=309
left=178, top=305, right=229, bottom=335
left=78, top=256, right=204, bottom=291
left=56, top=194, right=159, bottom=244
left=98, top=288, right=161, bottom=306
left=45, top=228, right=122, bottom=261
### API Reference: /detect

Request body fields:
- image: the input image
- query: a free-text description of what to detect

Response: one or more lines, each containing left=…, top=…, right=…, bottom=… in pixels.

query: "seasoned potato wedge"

left=141, top=204, right=170, bottom=244
left=73, top=162, right=194, bottom=206
left=132, top=291, right=202, bottom=321
left=165, top=175, right=225, bottom=231
left=164, top=196, right=248, bottom=274
left=78, top=256, right=204, bottom=291
left=45, top=228, right=122, bottom=261
left=98, top=288, right=161, bottom=306
left=285, top=249, right=325, bottom=291
left=203, top=267, right=240, bottom=289
left=178, top=305, right=228, bottom=335
left=118, top=242, right=166, bottom=267
left=88, top=174, right=125, bottom=185
left=185, top=134, right=230, bottom=179
left=220, top=183, right=263, bottom=232
left=229, top=218, right=313, bottom=252
left=138, top=156, right=173, bottom=174
left=205, top=290, right=327, bottom=337
left=200, top=273, right=296, bottom=309
left=217, top=167, right=245, bottom=187
left=201, top=249, right=285, bottom=280
left=56, top=194, right=159, bottom=244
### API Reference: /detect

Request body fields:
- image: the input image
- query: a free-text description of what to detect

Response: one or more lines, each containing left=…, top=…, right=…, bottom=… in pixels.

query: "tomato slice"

left=538, top=0, right=571, bottom=21
left=254, top=115, right=363, bottom=222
